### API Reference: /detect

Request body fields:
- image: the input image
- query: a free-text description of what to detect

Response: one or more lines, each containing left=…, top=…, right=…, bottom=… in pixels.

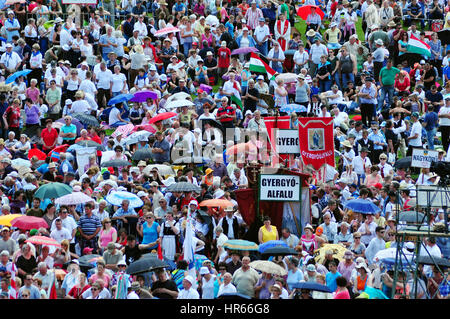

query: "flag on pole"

left=230, top=81, right=243, bottom=111
left=406, top=34, right=431, bottom=57
left=157, top=243, right=164, bottom=260
left=249, top=52, right=277, bottom=80
left=48, top=272, right=58, bottom=299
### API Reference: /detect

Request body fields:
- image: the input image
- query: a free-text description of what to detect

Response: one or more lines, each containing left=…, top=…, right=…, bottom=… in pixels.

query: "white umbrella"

left=143, top=164, right=175, bottom=177
left=166, top=92, right=191, bottom=104
left=123, top=131, right=152, bottom=145
left=11, top=158, right=31, bottom=168
left=100, top=150, right=115, bottom=164
left=275, top=73, right=300, bottom=83
left=164, top=99, right=195, bottom=109
left=105, top=191, right=144, bottom=208
left=55, top=192, right=95, bottom=205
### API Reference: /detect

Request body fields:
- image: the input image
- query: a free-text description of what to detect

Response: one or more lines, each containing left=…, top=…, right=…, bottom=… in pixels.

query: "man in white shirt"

left=309, top=38, right=328, bottom=75
left=357, top=214, right=378, bottom=246
left=438, top=96, right=450, bottom=153
left=95, top=62, right=113, bottom=110
left=70, top=92, right=91, bottom=114
left=365, top=226, right=386, bottom=265
left=320, top=84, right=343, bottom=107
left=79, top=71, right=97, bottom=96
left=127, top=282, right=141, bottom=299
left=253, top=17, right=270, bottom=56
left=133, top=15, right=148, bottom=39
left=0, top=44, right=21, bottom=75
left=50, top=218, right=72, bottom=243
left=231, top=168, right=248, bottom=188
left=177, top=275, right=200, bottom=299
left=351, top=147, right=372, bottom=186
left=50, top=210, right=78, bottom=245
left=406, top=112, right=422, bottom=156
left=217, top=272, right=237, bottom=297
left=293, top=43, right=309, bottom=74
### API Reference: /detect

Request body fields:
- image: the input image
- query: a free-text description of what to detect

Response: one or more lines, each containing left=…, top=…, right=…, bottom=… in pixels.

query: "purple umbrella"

left=130, top=90, right=159, bottom=103
left=231, top=47, right=259, bottom=55
left=55, top=117, right=83, bottom=135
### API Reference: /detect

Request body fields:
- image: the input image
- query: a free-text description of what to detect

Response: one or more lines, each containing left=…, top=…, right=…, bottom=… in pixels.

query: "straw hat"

left=269, top=284, right=282, bottom=293
left=306, top=29, right=316, bottom=37
left=341, top=140, right=352, bottom=148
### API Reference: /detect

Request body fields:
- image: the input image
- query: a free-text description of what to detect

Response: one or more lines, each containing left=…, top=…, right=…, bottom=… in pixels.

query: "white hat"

left=7, top=171, right=18, bottom=178
left=189, top=200, right=197, bottom=206
left=221, top=41, right=227, bottom=46
left=243, top=27, right=249, bottom=31
left=55, top=17, right=63, bottom=23
left=66, top=99, right=73, bottom=105
left=214, top=189, right=225, bottom=199
left=257, top=75, right=264, bottom=81
left=199, top=266, right=210, bottom=275
left=330, top=22, right=337, bottom=28
left=245, top=110, right=253, bottom=116
left=163, top=176, right=176, bottom=187
left=137, top=191, right=147, bottom=197
left=149, top=64, right=157, bottom=71
left=350, top=34, right=358, bottom=39
left=160, top=74, right=167, bottom=81
left=206, top=51, right=213, bottom=56
left=184, top=275, right=195, bottom=285
left=375, top=39, right=383, bottom=46
left=5, top=43, right=12, bottom=48
left=405, top=242, right=415, bottom=250
left=117, top=260, right=127, bottom=267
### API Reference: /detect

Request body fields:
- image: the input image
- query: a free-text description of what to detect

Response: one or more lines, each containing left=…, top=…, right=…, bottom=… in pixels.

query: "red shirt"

left=218, top=47, right=231, bottom=69
left=41, top=127, right=59, bottom=150
left=5, top=106, right=21, bottom=128
left=68, top=285, right=90, bottom=299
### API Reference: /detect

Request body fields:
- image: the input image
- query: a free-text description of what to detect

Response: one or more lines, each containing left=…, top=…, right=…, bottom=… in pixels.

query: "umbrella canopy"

left=417, top=255, right=450, bottom=268
left=296, top=5, right=325, bottom=20
left=28, top=148, right=47, bottom=161
left=389, top=107, right=411, bottom=114
left=141, top=253, right=176, bottom=271
left=394, top=156, right=412, bottom=169
left=166, top=182, right=201, bottom=193
left=166, top=92, right=191, bottom=104
left=261, top=245, right=298, bottom=256
left=280, top=104, right=307, bottom=114
left=0, top=214, right=23, bottom=227
left=26, top=235, right=61, bottom=247
left=164, top=99, right=195, bottom=109
left=147, top=112, right=178, bottom=125
left=223, top=239, right=259, bottom=251
left=199, top=199, right=234, bottom=209
left=231, top=47, right=259, bottom=55
left=111, top=123, right=135, bottom=138
left=105, top=191, right=144, bottom=208
left=75, top=140, right=105, bottom=151
left=108, top=93, right=134, bottom=106
left=55, top=192, right=95, bottom=206
left=398, top=211, right=426, bottom=223
left=5, top=0, right=26, bottom=4
left=131, top=124, right=157, bottom=134
left=73, top=113, right=99, bottom=127
left=291, top=282, right=331, bottom=293
left=275, top=73, right=299, bottom=83
left=123, top=131, right=152, bottom=145
left=249, top=260, right=287, bottom=276
left=258, top=240, right=288, bottom=253
left=132, top=148, right=154, bottom=161
left=363, top=286, right=389, bottom=299
left=101, top=159, right=132, bottom=168
left=11, top=158, right=31, bottom=168
left=344, top=198, right=381, bottom=215
left=201, top=118, right=223, bottom=131
left=78, top=254, right=102, bottom=269
left=154, top=26, right=180, bottom=37
left=126, top=257, right=168, bottom=275
left=314, top=244, right=348, bottom=264
left=225, top=142, right=256, bottom=156
left=48, top=144, right=70, bottom=162
left=34, top=182, right=72, bottom=199
left=142, top=164, right=175, bottom=176
left=437, top=29, right=450, bottom=45
left=5, top=69, right=32, bottom=84
left=130, top=90, right=159, bottom=103
left=11, top=216, right=49, bottom=230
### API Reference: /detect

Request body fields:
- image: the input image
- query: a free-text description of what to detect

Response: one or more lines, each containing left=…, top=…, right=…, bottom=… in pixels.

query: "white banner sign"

left=76, top=147, right=97, bottom=177
left=411, top=148, right=439, bottom=168
left=259, top=174, right=301, bottom=201
left=275, top=129, right=300, bottom=154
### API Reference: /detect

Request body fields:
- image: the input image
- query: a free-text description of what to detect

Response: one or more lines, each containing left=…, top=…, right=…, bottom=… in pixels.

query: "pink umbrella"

left=55, top=192, right=95, bottom=206
left=5, top=0, right=26, bottom=4
left=147, top=112, right=178, bottom=125
left=11, top=216, right=48, bottom=230
left=132, top=124, right=157, bottom=134
left=26, top=236, right=61, bottom=248
left=154, top=26, right=180, bottom=37
left=111, top=123, right=135, bottom=138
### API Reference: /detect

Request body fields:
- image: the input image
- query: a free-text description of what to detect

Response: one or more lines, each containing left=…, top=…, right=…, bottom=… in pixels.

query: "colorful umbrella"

left=231, top=47, right=259, bottom=55
left=314, top=244, right=348, bottom=264
left=280, top=104, right=307, bottom=114
left=105, top=191, right=144, bottom=208
left=34, top=182, right=72, bottom=199
left=111, top=123, right=135, bottom=138
left=130, top=90, right=159, bottom=103
left=108, top=93, right=134, bottom=106
left=55, top=192, right=95, bottom=206
left=131, top=124, right=157, bottom=134
left=147, top=112, right=178, bottom=125
left=258, top=240, right=288, bottom=253
left=344, top=198, right=381, bottom=215
left=0, top=214, right=23, bottom=227
left=5, top=69, right=32, bottom=84
left=26, top=235, right=61, bottom=247
left=199, top=199, right=234, bottom=209
left=154, top=26, right=180, bottom=37
left=249, top=260, right=287, bottom=276
left=27, top=148, right=47, bottom=161
left=296, top=5, right=325, bottom=20
left=11, top=216, right=49, bottom=230
left=223, top=239, right=259, bottom=251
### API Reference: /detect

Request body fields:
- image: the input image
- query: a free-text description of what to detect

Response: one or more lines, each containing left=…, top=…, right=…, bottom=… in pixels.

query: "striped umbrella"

left=26, top=235, right=61, bottom=247
left=111, top=123, right=135, bottom=138
left=223, top=239, right=259, bottom=251
left=258, top=240, right=288, bottom=253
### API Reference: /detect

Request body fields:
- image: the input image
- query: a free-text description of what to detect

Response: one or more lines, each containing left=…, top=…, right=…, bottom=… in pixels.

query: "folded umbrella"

left=231, top=47, right=259, bottom=55
left=249, top=260, right=287, bottom=276
left=147, top=112, right=178, bottom=125
left=101, top=159, right=132, bottom=168
left=223, top=239, right=259, bottom=251
left=126, top=257, right=168, bottom=275
left=258, top=240, right=289, bottom=253
left=132, top=148, right=154, bottom=161
left=106, top=191, right=144, bottom=208
left=34, top=182, right=73, bottom=199
left=108, top=93, right=134, bottom=106
left=5, top=69, right=32, bottom=85
left=344, top=198, right=381, bottom=215
left=26, top=235, right=61, bottom=247
left=11, top=216, right=49, bottom=230
left=55, top=192, right=95, bottom=206
left=130, top=90, right=159, bottom=103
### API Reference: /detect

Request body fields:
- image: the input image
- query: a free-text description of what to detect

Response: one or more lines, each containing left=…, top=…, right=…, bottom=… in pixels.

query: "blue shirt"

left=99, top=35, right=116, bottom=55
left=368, top=132, right=386, bottom=150
left=152, top=139, right=171, bottom=163
left=325, top=271, right=342, bottom=292
left=287, top=269, right=304, bottom=291
left=4, top=18, right=20, bottom=42
left=424, top=111, right=438, bottom=131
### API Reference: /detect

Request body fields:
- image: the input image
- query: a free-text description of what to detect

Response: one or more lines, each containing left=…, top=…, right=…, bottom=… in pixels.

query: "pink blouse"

left=99, top=227, right=117, bottom=249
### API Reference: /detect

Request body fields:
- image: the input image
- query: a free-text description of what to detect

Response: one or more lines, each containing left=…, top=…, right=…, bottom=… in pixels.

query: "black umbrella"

left=393, top=156, right=412, bottom=169
left=261, top=245, right=298, bottom=257
left=166, top=182, right=201, bottom=193
left=202, top=118, right=223, bottom=131
left=101, top=159, right=132, bottom=167
left=126, top=256, right=168, bottom=275
left=141, top=253, right=176, bottom=271
left=132, top=148, right=154, bottom=161
left=73, top=112, right=100, bottom=127
left=76, top=140, right=105, bottom=151
left=417, top=255, right=450, bottom=268
left=196, top=210, right=213, bottom=226
left=76, top=254, right=102, bottom=270
left=438, top=29, right=450, bottom=45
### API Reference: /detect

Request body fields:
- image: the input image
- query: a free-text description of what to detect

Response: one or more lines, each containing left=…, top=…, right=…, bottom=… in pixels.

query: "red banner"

left=298, top=117, right=335, bottom=170
left=263, top=116, right=291, bottom=167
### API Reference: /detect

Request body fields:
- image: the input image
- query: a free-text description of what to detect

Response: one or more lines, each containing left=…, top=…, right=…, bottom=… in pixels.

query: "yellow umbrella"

left=313, top=244, right=347, bottom=265
left=0, top=214, right=23, bottom=227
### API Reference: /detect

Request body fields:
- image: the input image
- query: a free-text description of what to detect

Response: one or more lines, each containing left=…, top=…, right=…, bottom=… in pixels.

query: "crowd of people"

left=0, top=0, right=448, bottom=300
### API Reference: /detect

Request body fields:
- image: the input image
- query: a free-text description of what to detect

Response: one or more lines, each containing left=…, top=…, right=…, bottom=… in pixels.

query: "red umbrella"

left=26, top=235, right=61, bottom=248
left=11, top=216, right=49, bottom=230
left=296, top=5, right=325, bottom=21
left=28, top=148, right=47, bottom=161
left=147, top=112, right=178, bottom=125
left=48, top=144, right=69, bottom=162
left=132, top=124, right=157, bottom=134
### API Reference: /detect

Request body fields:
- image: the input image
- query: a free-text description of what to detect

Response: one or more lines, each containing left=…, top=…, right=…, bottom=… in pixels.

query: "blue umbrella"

left=108, top=93, right=134, bottom=106
left=364, top=286, right=389, bottom=299
left=258, top=240, right=288, bottom=253
left=344, top=198, right=381, bottom=215
left=217, top=293, right=252, bottom=299
left=291, top=282, right=332, bottom=293
left=6, top=69, right=32, bottom=84
left=280, top=104, right=307, bottom=114
left=105, top=191, right=144, bottom=208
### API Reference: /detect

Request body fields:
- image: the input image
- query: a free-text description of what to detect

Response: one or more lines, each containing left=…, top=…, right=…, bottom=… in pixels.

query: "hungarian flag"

left=48, top=273, right=58, bottom=299
left=249, top=52, right=277, bottom=80
left=230, top=81, right=243, bottom=111
left=297, top=117, right=335, bottom=170
left=406, top=34, right=431, bottom=57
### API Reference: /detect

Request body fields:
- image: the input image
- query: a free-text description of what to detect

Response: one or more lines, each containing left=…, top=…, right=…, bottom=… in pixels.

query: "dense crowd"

left=0, top=0, right=448, bottom=300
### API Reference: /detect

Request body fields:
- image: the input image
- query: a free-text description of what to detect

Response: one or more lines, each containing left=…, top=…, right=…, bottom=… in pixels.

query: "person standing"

left=274, top=12, right=290, bottom=51
left=378, top=59, right=400, bottom=111
left=438, top=96, right=450, bottom=154
left=365, top=226, right=386, bottom=265
left=406, top=112, right=422, bottom=157
left=357, top=78, right=377, bottom=128
left=423, top=105, right=439, bottom=150
left=254, top=17, right=270, bottom=56
left=231, top=256, right=260, bottom=298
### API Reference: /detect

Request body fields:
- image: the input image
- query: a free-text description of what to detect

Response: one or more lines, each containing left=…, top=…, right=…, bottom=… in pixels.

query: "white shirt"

left=217, top=282, right=237, bottom=296
left=109, top=107, right=122, bottom=125
left=71, top=100, right=91, bottom=113
left=50, top=227, right=72, bottom=243
left=293, top=50, right=309, bottom=66
left=201, top=275, right=216, bottom=299
left=177, top=287, right=200, bottom=299
left=111, top=73, right=127, bottom=93
left=351, top=155, right=372, bottom=175
left=60, top=28, right=73, bottom=48
left=324, top=90, right=343, bottom=105
left=79, top=79, right=97, bottom=96
left=0, top=51, right=21, bottom=69
left=438, top=105, right=450, bottom=126
left=127, top=291, right=140, bottom=299
left=95, top=69, right=113, bottom=90
left=133, top=21, right=148, bottom=38
left=409, top=121, right=422, bottom=147
left=253, top=24, right=270, bottom=43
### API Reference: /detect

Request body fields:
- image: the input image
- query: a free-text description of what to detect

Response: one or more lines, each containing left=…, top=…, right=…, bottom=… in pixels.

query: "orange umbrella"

left=199, top=199, right=234, bottom=208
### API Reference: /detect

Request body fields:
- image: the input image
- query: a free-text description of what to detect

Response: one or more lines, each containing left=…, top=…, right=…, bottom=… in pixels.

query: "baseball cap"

left=83, top=247, right=94, bottom=254
left=66, top=99, right=73, bottom=105
left=221, top=41, right=227, bottom=46
left=411, top=112, right=419, bottom=118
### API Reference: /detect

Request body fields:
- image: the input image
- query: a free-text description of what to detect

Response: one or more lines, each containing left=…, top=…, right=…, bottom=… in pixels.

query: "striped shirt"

left=77, top=214, right=101, bottom=236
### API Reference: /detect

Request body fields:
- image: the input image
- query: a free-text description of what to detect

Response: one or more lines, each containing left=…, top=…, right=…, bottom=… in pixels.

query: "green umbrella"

left=223, top=239, right=259, bottom=251
left=34, top=182, right=73, bottom=199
